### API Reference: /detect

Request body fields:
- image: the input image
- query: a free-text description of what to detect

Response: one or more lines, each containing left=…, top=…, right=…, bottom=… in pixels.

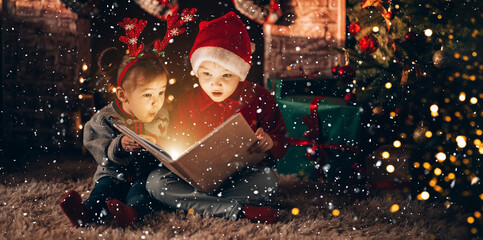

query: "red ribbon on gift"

left=288, top=97, right=360, bottom=179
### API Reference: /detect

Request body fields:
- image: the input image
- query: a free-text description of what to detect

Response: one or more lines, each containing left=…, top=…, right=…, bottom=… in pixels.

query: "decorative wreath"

left=134, top=0, right=180, bottom=21
left=232, top=0, right=282, bottom=24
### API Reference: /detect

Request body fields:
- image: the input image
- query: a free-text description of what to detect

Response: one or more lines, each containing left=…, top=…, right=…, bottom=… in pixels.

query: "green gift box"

left=267, top=78, right=361, bottom=180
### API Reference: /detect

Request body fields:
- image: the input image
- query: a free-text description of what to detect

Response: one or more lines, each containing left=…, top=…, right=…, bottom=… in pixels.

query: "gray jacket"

left=83, top=101, right=169, bottom=183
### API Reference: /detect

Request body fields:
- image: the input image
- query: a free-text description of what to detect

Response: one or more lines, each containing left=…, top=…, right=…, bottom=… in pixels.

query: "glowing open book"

left=112, top=113, right=265, bottom=193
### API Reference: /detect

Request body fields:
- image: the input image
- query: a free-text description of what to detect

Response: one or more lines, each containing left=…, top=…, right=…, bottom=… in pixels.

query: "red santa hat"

left=190, top=11, right=252, bottom=81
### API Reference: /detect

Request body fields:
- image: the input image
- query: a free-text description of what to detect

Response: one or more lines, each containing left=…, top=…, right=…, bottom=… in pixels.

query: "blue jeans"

left=83, top=176, right=156, bottom=223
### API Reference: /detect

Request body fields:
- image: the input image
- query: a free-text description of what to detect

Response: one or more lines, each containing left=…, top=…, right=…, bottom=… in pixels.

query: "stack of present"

left=267, top=78, right=361, bottom=182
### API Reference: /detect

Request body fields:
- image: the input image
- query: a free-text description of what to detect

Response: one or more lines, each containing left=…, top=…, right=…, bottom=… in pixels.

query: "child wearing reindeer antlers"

left=146, top=11, right=289, bottom=224
left=59, top=9, right=197, bottom=228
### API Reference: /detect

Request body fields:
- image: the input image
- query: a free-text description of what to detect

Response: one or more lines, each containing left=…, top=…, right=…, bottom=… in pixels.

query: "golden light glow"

left=78, top=124, right=83, bottom=130
left=419, top=191, right=430, bottom=200
left=373, top=26, right=380, bottom=32
left=167, top=95, right=175, bottom=102
left=470, top=97, right=477, bottom=104
left=456, top=136, right=467, bottom=148
left=385, top=82, right=392, bottom=89
left=425, top=131, right=433, bottom=138
left=467, top=216, right=475, bottom=224
left=188, top=208, right=195, bottom=214
left=82, top=63, right=88, bottom=71
left=292, top=208, right=300, bottom=215
left=459, top=92, right=466, bottom=101
left=471, top=228, right=478, bottom=235
left=390, top=112, right=396, bottom=117
left=436, top=152, right=446, bottom=162
left=480, top=193, right=483, bottom=200
left=478, top=129, right=483, bottom=136
left=168, top=78, right=176, bottom=85
left=193, top=83, right=199, bottom=88
left=413, top=162, right=420, bottom=168
left=286, top=65, right=292, bottom=71
left=429, top=178, right=437, bottom=187
left=332, top=209, right=340, bottom=216
left=434, top=168, right=442, bottom=176
left=382, top=151, right=390, bottom=159
left=424, top=29, right=433, bottom=37
left=475, top=211, right=482, bottom=219
left=112, top=87, right=117, bottom=93
left=450, top=155, right=457, bottom=162
left=390, top=204, right=399, bottom=213
left=79, top=77, right=85, bottom=83
left=78, top=94, right=83, bottom=100
left=448, top=173, right=455, bottom=180
left=430, top=104, right=439, bottom=112
left=386, top=165, right=395, bottom=173
left=393, top=140, right=401, bottom=148
left=423, top=162, right=432, bottom=170
left=190, top=70, right=195, bottom=76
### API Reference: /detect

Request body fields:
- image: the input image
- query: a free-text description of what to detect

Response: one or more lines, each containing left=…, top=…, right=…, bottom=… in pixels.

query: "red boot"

left=106, top=199, right=139, bottom=228
left=59, top=190, right=92, bottom=227
left=242, top=205, right=280, bottom=224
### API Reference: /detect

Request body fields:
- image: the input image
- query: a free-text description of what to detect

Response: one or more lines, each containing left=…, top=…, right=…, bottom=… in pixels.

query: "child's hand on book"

left=121, top=135, right=142, bottom=152
left=249, top=128, right=273, bottom=153
left=139, top=134, right=157, bottom=144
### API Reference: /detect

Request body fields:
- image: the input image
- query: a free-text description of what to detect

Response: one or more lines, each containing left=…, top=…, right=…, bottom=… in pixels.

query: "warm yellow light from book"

left=385, top=82, right=392, bottom=89
left=372, top=26, right=379, bottom=32
left=393, top=140, right=401, bottom=148
left=467, top=216, right=475, bottom=224
left=448, top=173, right=455, bottom=180
left=430, top=104, right=438, bottom=112
left=434, top=168, right=442, bottom=176
left=78, top=94, right=84, bottom=100
left=436, top=152, right=446, bottom=162
left=82, top=63, right=88, bottom=71
left=332, top=209, right=340, bottom=216
left=382, top=151, right=390, bottom=159
left=169, top=78, right=176, bottom=85
left=390, top=204, right=399, bottom=213
left=456, top=136, right=467, bottom=148
left=425, top=131, right=433, bottom=138
left=386, top=165, right=395, bottom=173
left=424, top=29, right=433, bottom=37
left=418, top=191, right=430, bottom=200
left=470, top=97, right=478, bottom=104
left=459, top=92, right=466, bottom=101
left=291, top=208, right=300, bottom=215
left=79, top=77, right=85, bottom=83
left=188, top=208, right=195, bottom=214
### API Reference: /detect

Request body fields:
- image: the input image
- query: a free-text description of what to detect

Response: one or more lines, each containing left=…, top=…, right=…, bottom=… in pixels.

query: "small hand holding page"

left=249, top=128, right=273, bottom=153
left=121, top=135, right=142, bottom=152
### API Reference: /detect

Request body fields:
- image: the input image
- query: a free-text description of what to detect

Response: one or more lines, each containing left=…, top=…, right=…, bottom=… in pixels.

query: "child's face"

left=120, top=75, right=167, bottom=123
left=197, top=61, right=241, bottom=102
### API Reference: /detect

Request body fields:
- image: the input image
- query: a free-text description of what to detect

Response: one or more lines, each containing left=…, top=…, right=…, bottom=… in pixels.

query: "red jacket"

left=171, top=81, right=289, bottom=163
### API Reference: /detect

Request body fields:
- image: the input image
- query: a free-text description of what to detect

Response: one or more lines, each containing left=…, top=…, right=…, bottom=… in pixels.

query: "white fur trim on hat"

left=190, top=46, right=251, bottom=81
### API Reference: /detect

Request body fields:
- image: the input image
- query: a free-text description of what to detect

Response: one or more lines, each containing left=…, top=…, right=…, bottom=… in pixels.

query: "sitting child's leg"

left=220, top=167, right=280, bottom=224
left=106, top=178, right=155, bottom=228
left=59, top=190, right=92, bottom=227
left=146, top=167, right=243, bottom=220
left=82, top=177, right=125, bottom=223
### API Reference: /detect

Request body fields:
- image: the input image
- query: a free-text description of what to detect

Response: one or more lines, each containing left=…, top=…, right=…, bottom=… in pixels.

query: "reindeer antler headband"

left=117, top=8, right=197, bottom=87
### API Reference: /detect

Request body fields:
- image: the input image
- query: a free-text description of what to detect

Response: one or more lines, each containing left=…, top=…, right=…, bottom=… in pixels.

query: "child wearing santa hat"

left=146, top=11, right=289, bottom=224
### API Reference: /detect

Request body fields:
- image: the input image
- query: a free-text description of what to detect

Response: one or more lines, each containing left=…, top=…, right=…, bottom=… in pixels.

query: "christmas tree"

left=338, top=0, right=482, bottom=236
